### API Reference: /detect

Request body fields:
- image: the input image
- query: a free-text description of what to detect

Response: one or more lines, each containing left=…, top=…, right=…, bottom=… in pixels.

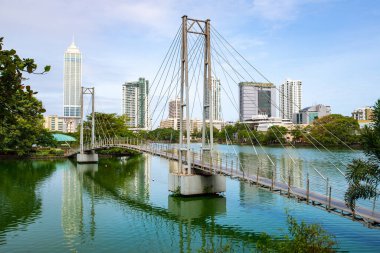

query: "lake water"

left=0, top=145, right=379, bottom=252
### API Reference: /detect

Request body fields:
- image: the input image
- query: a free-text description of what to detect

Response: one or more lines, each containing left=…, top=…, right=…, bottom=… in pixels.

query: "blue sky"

left=1, top=0, right=379, bottom=123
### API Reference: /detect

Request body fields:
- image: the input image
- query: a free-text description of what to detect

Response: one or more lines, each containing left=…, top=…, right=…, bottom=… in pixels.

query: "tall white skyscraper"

left=279, top=79, right=302, bottom=120
left=63, top=40, right=82, bottom=132
left=122, top=77, right=149, bottom=129
left=205, top=76, right=221, bottom=121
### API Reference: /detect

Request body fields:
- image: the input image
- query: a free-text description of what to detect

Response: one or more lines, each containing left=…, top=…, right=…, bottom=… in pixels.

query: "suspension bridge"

left=69, top=16, right=380, bottom=228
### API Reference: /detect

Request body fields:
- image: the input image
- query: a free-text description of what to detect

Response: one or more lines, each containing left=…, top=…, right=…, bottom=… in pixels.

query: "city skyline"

left=1, top=1, right=379, bottom=120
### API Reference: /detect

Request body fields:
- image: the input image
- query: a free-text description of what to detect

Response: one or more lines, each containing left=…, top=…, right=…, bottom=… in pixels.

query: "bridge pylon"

left=77, top=87, right=98, bottom=163
left=169, top=16, right=225, bottom=196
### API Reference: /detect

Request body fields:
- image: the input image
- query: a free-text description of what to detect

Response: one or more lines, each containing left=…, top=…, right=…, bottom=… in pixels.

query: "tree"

left=291, top=125, right=303, bottom=143
left=345, top=99, right=380, bottom=212
left=0, top=37, right=51, bottom=155
left=147, top=128, right=179, bottom=142
left=265, top=126, right=288, bottom=144
left=83, top=112, right=134, bottom=140
left=308, top=114, right=359, bottom=146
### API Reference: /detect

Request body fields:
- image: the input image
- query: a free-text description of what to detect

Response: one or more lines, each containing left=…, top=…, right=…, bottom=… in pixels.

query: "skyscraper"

left=279, top=79, right=302, bottom=120
left=168, top=98, right=181, bottom=119
left=205, top=76, right=221, bottom=121
left=122, top=77, right=149, bottom=129
left=239, top=82, right=277, bottom=121
left=63, top=41, right=82, bottom=118
left=63, top=40, right=82, bottom=132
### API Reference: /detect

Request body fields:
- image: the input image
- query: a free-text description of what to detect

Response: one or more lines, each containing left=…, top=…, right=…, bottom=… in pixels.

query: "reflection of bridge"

left=67, top=137, right=380, bottom=228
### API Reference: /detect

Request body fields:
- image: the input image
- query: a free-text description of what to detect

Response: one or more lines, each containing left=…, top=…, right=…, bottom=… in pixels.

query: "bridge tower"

left=169, top=16, right=226, bottom=195
left=77, top=87, right=98, bottom=163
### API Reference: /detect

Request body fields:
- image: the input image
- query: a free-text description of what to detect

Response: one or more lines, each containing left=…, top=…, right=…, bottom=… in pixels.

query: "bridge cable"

left=210, top=31, right=347, bottom=176
left=211, top=25, right=355, bottom=152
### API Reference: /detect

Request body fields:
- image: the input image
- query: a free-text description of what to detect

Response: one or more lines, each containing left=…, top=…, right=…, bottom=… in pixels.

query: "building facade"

left=63, top=41, right=82, bottom=133
left=239, top=82, right=276, bottom=121
left=44, top=115, right=64, bottom=132
left=169, top=98, right=181, bottom=119
left=205, top=77, right=221, bottom=121
left=122, top=78, right=149, bottom=129
left=63, top=41, right=82, bottom=119
left=293, top=104, right=331, bottom=124
left=352, top=106, right=374, bottom=121
left=279, top=79, right=302, bottom=120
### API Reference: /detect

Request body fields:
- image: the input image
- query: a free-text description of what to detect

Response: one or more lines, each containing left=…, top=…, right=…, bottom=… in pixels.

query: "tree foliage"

left=83, top=112, right=135, bottom=140
left=345, top=99, right=380, bottom=211
left=308, top=114, right=359, bottom=146
left=0, top=37, right=52, bottom=155
left=146, top=128, right=180, bottom=142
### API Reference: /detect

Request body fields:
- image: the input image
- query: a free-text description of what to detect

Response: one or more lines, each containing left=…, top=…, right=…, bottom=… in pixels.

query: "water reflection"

left=0, top=160, right=55, bottom=245
left=168, top=196, right=226, bottom=220
left=65, top=154, right=261, bottom=252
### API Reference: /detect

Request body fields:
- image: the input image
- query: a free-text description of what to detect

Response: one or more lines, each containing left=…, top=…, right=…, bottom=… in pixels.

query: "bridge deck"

left=73, top=142, right=380, bottom=228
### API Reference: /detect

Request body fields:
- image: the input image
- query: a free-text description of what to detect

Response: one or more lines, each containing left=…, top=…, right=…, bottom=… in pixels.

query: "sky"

left=1, top=0, right=380, bottom=123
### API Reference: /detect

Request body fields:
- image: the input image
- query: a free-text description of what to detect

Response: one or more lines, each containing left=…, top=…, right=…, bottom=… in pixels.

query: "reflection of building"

left=44, top=115, right=64, bottom=131
left=279, top=154, right=303, bottom=188
left=279, top=79, right=302, bottom=120
left=119, top=154, right=151, bottom=199
left=61, top=165, right=83, bottom=245
left=205, top=76, right=221, bottom=121
left=239, top=82, right=277, bottom=121
left=293, top=104, right=331, bottom=124
left=122, top=77, right=149, bottom=129
left=63, top=40, right=82, bottom=132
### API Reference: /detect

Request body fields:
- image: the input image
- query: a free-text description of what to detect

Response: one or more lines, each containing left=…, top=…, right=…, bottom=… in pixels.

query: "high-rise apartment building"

left=169, top=98, right=181, bottom=119
left=279, top=79, right=302, bottom=120
left=122, top=77, right=149, bottom=129
left=205, top=77, right=221, bottom=121
left=44, top=115, right=64, bottom=132
left=239, top=82, right=276, bottom=121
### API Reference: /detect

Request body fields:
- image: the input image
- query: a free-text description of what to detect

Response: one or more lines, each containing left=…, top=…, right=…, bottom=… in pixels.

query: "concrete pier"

left=168, top=173, right=226, bottom=196
left=77, top=153, right=99, bottom=163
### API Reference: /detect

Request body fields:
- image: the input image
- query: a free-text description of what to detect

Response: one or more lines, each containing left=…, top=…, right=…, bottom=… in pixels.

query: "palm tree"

left=345, top=99, right=380, bottom=212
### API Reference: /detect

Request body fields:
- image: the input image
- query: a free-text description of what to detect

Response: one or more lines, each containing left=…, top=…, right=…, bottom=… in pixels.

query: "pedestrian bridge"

left=66, top=137, right=380, bottom=229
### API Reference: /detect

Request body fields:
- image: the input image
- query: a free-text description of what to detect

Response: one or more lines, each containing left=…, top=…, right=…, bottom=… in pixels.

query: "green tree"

left=83, top=112, right=134, bottom=140
left=264, top=126, right=288, bottom=144
left=0, top=37, right=51, bottom=155
left=309, top=114, right=359, bottom=146
left=345, top=99, right=380, bottom=212
left=291, top=125, right=303, bottom=143
left=147, top=128, right=179, bottom=142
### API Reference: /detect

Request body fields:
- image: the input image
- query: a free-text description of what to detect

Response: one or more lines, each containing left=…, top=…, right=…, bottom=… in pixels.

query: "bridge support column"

left=169, top=173, right=225, bottom=196
left=77, top=153, right=99, bottom=163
